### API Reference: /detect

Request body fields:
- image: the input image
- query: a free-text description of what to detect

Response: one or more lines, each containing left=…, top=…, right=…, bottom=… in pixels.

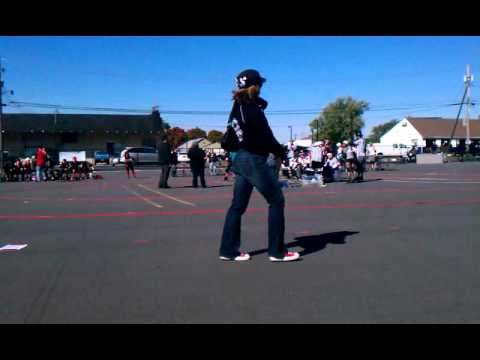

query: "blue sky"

left=1, top=36, right=479, bottom=143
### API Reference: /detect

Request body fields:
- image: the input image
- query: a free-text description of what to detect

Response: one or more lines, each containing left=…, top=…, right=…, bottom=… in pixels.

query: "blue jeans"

left=220, top=149, right=285, bottom=258
left=209, top=162, right=217, bottom=176
left=36, top=166, right=44, bottom=181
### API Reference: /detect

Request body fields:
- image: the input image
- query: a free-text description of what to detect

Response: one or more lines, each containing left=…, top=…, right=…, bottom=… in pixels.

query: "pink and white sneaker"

left=269, top=251, right=300, bottom=262
left=219, top=252, right=251, bottom=261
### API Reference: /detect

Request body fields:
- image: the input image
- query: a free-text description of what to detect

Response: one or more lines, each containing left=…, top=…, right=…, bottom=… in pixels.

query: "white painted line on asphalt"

left=121, top=185, right=164, bottom=209
left=137, top=184, right=196, bottom=207
left=382, top=179, right=480, bottom=184
left=405, top=177, right=457, bottom=181
left=97, top=168, right=162, bottom=173
left=0, top=244, right=28, bottom=252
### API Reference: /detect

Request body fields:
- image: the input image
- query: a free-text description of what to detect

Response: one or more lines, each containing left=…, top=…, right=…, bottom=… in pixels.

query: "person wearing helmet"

left=219, top=69, right=300, bottom=262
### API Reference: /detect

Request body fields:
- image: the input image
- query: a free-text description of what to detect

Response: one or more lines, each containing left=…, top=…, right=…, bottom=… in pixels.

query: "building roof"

left=205, top=142, right=222, bottom=149
left=197, top=139, right=212, bottom=148
left=407, top=117, right=480, bottom=139
left=175, top=138, right=204, bottom=152
left=2, top=113, right=164, bottom=133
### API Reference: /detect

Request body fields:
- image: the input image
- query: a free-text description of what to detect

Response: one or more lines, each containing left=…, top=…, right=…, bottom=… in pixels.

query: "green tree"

left=186, top=127, right=207, bottom=140
left=367, top=119, right=399, bottom=143
left=309, top=97, right=369, bottom=144
left=162, top=121, right=171, bottom=131
left=207, top=130, right=224, bottom=143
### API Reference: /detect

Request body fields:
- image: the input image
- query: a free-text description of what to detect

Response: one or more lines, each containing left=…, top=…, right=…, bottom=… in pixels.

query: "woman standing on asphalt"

left=219, top=69, right=300, bottom=262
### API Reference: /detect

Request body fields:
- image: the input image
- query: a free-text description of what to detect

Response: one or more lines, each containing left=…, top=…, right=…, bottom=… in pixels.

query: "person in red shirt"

left=70, top=156, right=79, bottom=181
left=35, top=147, right=47, bottom=182
left=124, top=150, right=136, bottom=178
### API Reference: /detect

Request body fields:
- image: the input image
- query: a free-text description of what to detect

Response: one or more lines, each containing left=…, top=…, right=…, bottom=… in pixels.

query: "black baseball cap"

left=235, top=69, right=266, bottom=89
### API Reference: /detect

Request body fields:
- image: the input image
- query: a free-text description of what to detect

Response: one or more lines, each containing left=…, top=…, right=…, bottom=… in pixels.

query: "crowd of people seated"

left=1, top=147, right=95, bottom=182
left=2, top=157, right=94, bottom=182
left=281, top=132, right=369, bottom=184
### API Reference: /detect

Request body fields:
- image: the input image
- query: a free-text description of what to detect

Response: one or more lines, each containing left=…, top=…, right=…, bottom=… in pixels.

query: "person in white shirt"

left=366, top=143, right=377, bottom=171
left=309, top=141, right=324, bottom=170
left=354, top=132, right=366, bottom=181
left=287, top=142, right=295, bottom=161
left=345, top=143, right=358, bottom=183
left=323, top=152, right=339, bottom=182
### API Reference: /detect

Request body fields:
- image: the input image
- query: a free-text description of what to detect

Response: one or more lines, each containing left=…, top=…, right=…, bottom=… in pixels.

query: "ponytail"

left=232, top=85, right=260, bottom=103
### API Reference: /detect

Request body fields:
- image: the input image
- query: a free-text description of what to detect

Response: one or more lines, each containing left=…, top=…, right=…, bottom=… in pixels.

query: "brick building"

left=2, top=112, right=165, bottom=160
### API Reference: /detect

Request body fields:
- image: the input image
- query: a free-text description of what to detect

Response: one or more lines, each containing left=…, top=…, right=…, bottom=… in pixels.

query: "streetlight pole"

left=288, top=125, right=292, bottom=143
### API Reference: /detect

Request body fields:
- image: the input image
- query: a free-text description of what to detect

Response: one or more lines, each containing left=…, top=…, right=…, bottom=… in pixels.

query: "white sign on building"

left=59, top=151, right=86, bottom=162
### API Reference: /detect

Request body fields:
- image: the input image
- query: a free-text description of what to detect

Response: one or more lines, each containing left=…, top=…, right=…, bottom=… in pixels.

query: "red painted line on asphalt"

left=0, top=196, right=17, bottom=200
left=1, top=183, right=479, bottom=204
left=134, top=240, right=151, bottom=245
left=294, top=230, right=313, bottom=235
left=1, top=197, right=479, bottom=221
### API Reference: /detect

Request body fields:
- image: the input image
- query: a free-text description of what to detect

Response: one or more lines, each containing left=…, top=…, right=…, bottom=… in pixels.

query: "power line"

left=5, top=100, right=470, bottom=135
left=7, top=100, right=464, bottom=116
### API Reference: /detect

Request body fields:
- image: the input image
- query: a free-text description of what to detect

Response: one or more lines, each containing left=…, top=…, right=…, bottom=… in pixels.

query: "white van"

left=119, top=147, right=158, bottom=165
left=373, top=143, right=411, bottom=158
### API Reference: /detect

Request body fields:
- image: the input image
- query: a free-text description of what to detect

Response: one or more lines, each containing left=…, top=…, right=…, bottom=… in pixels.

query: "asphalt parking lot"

left=1, top=162, right=480, bottom=323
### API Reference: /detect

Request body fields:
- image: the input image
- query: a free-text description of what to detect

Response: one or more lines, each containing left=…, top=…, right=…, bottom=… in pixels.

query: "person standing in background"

left=170, top=150, right=178, bottom=177
left=209, top=152, right=218, bottom=176
left=35, top=147, right=46, bottom=182
left=158, top=134, right=171, bottom=188
left=124, top=150, right=136, bottom=178
left=366, top=143, right=377, bottom=171
left=188, top=143, right=207, bottom=188
left=223, top=152, right=235, bottom=181
left=354, top=131, right=366, bottom=181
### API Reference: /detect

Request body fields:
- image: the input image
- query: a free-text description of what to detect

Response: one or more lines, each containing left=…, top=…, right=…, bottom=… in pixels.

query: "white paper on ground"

left=0, top=244, right=28, bottom=251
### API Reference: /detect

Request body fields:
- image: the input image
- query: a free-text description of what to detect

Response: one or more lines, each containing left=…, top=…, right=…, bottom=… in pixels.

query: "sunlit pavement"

left=1, top=162, right=480, bottom=323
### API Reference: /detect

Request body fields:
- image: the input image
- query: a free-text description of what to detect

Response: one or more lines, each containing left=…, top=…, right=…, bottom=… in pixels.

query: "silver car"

left=119, top=147, right=158, bottom=165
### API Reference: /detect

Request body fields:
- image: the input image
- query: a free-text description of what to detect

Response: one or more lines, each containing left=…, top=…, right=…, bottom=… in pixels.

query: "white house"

left=378, top=117, right=480, bottom=151
left=175, top=138, right=205, bottom=153
left=286, top=139, right=312, bottom=148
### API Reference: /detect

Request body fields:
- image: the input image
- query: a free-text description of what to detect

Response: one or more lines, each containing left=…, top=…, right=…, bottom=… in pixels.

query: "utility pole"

left=0, top=58, right=14, bottom=173
left=463, top=64, right=473, bottom=152
left=450, top=66, right=472, bottom=147
left=350, top=116, right=354, bottom=143
left=288, top=125, right=293, bottom=143
left=0, top=57, right=5, bottom=172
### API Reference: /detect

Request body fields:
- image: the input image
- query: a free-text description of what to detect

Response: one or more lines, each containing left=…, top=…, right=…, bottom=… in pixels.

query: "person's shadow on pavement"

left=249, top=231, right=359, bottom=257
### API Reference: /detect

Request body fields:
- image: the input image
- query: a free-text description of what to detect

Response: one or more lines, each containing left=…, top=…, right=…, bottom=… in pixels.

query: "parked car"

left=177, top=152, right=190, bottom=162
left=118, top=147, right=158, bottom=165
left=94, top=151, right=110, bottom=164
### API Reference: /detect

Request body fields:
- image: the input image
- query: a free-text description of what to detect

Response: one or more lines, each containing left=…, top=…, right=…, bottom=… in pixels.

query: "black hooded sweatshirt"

left=229, top=97, right=286, bottom=160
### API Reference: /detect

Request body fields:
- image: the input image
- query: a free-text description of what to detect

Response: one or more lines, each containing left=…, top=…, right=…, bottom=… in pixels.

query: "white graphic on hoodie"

left=231, top=117, right=244, bottom=143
